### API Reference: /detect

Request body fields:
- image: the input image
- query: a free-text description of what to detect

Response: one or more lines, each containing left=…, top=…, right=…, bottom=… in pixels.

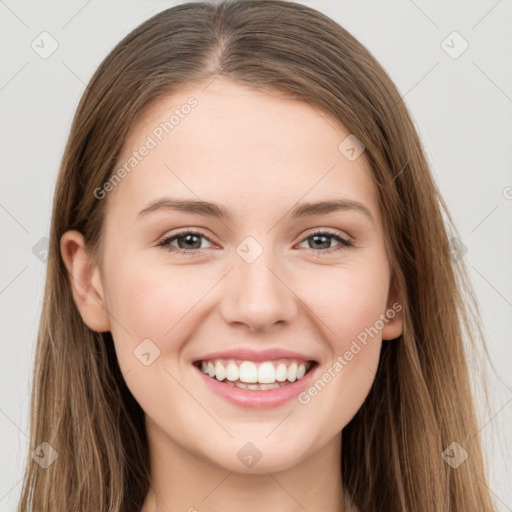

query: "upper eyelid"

left=158, top=228, right=216, bottom=245
left=158, top=227, right=352, bottom=247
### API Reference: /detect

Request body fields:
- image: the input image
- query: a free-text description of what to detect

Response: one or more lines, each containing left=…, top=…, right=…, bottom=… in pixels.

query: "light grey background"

left=1, top=0, right=511, bottom=510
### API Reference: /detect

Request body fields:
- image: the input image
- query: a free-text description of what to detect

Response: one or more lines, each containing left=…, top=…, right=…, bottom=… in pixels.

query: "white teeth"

left=239, top=361, right=258, bottom=383
left=215, top=361, right=226, bottom=381
left=198, top=358, right=311, bottom=385
left=258, top=362, right=275, bottom=384
left=288, top=362, right=297, bottom=382
left=275, top=363, right=287, bottom=381
left=225, top=362, right=239, bottom=381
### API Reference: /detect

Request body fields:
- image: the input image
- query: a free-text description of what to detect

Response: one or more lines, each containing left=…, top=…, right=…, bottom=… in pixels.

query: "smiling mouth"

left=193, top=358, right=318, bottom=390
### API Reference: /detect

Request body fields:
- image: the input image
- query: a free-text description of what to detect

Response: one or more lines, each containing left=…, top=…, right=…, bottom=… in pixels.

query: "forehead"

left=107, top=78, right=379, bottom=225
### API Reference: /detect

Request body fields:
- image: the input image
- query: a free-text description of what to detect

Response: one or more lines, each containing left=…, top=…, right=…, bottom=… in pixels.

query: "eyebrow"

left=138, top=197, right=374, bottom=224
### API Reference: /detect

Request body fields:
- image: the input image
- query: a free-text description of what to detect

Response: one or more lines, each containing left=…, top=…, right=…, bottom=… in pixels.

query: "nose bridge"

left=221, top=234, right=297, bottom=332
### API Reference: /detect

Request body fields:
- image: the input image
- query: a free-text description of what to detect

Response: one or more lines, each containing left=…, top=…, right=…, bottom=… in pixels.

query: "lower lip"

left=193, top=363, right=318, bottom=409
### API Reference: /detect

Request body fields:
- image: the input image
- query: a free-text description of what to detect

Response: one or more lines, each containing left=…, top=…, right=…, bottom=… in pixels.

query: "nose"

left=220, top=247, right=299, bottom=333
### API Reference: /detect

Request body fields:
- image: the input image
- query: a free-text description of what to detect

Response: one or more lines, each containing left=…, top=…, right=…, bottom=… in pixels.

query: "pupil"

left=179, top=234, right=200, bottom=249
left=312, top=234, right=329, bottom=249
left=176, top=234, right=332, bottom=251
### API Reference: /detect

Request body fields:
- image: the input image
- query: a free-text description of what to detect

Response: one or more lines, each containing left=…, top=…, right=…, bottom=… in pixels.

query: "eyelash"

left=156, top=229, right=353, bottom=256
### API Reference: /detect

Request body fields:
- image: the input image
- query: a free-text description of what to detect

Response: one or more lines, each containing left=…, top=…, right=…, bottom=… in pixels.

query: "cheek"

left=300, top=259, right=390, bottom=348
left=101, top=247, right=389, bottom=448
left=294, top=261, right=388, bottom=424
left=104, top=249, right=390, bottom=362
left=104, top=257, right=201, bottom=338
left=102, top=259, right=204, bottom=410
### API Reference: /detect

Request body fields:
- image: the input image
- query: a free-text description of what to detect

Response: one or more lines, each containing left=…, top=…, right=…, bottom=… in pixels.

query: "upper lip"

left=193, top=347, right=317, bottom=363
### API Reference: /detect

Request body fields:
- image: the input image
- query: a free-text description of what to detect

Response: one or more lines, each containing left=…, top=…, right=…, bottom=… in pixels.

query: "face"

left=63, top=77, right=402, bottom=474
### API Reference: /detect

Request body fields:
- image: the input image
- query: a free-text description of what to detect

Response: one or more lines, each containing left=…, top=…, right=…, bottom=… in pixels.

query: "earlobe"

left=381, top=301, right=403, bottom=340
left=60, top=230, right=111, bottom=332
left=382, top=283, right=403, bottom=341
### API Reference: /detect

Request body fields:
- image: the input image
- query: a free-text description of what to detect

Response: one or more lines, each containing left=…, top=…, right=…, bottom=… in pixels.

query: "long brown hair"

left=18, top=1, right=498, bottom=510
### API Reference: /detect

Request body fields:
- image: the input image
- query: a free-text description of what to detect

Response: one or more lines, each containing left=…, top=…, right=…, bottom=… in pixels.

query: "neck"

left=140, top=416, right=345, bottom=512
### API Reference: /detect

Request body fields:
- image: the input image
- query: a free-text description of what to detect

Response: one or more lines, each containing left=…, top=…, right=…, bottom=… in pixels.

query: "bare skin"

left=61, top=77, right=402, bottom=512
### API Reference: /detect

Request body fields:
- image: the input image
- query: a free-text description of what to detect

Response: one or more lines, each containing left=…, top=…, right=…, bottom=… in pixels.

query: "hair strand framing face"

left=18, top=1, right=498, bottom=511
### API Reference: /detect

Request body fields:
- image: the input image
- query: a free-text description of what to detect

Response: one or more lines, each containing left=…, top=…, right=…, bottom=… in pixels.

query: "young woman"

left=18, top=1, right=498, bottom=511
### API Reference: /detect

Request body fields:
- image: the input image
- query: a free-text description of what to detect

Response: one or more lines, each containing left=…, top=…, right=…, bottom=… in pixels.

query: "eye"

left=297, top=229, right=352, bottom=255
left=157, top=230, right=214, bottom=255
left=157, top=228, right=352, bottom=256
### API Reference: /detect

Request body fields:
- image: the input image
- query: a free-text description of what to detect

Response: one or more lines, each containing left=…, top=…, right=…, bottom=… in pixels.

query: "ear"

left=382, top=279, right=403, bottom=341
left=60, top=230, right=111, bottom=332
